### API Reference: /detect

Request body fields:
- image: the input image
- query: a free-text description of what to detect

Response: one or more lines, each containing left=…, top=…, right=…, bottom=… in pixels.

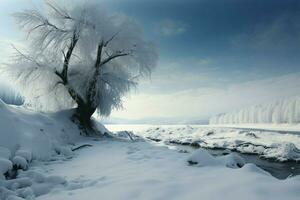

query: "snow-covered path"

left=36, top=139, right=300, bottom=200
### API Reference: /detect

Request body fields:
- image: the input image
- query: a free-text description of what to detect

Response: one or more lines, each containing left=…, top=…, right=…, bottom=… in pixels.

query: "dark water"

left=170, top=144, right=300, bottom=180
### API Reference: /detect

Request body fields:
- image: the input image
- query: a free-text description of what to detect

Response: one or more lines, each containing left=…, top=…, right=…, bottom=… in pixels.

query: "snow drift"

left=0, top=99, right=107, bottom=160
left=210, top=96, right=300, bottom=124
left=0, top=100, right=109, bottom=199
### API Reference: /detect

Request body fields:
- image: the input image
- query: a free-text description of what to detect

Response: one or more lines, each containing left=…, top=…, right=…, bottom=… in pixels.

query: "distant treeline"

left=210, top=96, right=300, bottom=124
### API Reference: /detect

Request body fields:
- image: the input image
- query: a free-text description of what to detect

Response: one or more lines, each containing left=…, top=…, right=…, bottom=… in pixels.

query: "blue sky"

left=1, top=0, right=300, bottom=121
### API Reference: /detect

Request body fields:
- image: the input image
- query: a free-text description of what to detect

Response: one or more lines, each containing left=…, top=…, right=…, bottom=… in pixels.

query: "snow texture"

left=131, top=125, right=300, bottom=161
left=0, top=99, right=108, bottom=160
left=210, top=96, right=300, bottom=124
left=35, top=140, right=300, bottom=200
left=0, top=100, right=108, bottom=199
left=0, top=158, right=12, bottom=174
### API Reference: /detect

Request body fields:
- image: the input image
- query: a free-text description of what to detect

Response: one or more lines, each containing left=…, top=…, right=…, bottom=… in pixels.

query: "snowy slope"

left=210, top=96, right=300, bottom=124
left=0, top=99, right=80, bottom=160
left=0, top=100, right=109, bottom=199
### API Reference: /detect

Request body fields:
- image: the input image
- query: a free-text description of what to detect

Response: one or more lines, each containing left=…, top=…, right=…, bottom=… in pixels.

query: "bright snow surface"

left=36, top=140, right=300, bottom=200
left=1, top=101, right=300, bottom=199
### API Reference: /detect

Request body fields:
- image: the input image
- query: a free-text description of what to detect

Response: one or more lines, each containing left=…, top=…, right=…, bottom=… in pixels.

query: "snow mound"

left=15, top=150, right=32, bottom=163
left=0, top=169, right=67, bottom=199
left=0, top=100, right=110, bottom=199
left=187, top=149, right=245, bottom=168
left=0, top=99, right=86, bottom=160
left=187, top=149, right=220, bottom=166
left=219, top=153, right=245, bottom=168
left=0, top=158, right=13, bottom=174
left=12, top=156, right=28, bottom=170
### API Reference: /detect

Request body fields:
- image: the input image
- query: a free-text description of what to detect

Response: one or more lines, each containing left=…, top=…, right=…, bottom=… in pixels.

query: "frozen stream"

left=106, top=124, right=300, bottom=179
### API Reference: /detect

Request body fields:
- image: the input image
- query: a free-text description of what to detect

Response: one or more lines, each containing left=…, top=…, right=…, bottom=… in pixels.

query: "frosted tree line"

left=210, top=96, right=300, bottom=124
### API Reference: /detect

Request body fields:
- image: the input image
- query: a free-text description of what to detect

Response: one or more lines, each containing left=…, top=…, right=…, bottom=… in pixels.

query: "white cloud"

left=111, top=72, right=300, bottom=120
left=157, top=19, right=187, bottom=36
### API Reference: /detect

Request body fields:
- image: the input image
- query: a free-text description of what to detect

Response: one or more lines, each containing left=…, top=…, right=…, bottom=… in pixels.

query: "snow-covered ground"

left=1, top=101, right=300, bottom=199
left=35, top=140, right=300, bottom=200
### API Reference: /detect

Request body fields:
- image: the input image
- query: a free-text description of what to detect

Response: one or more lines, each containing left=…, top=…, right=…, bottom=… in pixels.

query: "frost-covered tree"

left=5, top=1, right=157, bottom=134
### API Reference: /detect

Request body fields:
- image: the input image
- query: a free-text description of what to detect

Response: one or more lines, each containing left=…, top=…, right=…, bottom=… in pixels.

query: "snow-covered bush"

left=210, top=96, right=300, bottom=124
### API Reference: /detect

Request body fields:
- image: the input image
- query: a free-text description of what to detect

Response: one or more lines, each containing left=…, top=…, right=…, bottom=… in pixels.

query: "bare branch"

left=100, top=51, right=130, bottom=66
left=46, top=1, right=72, bottom=20
left=60, top=30, right=79, bottom=84
left=11, top=44, right=42, bottom=67
left=103, top=31, right=121, bottom=47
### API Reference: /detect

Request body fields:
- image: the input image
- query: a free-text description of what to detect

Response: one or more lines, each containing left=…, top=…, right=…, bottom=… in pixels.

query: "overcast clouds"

left=1, top=0, right=300, bottom=121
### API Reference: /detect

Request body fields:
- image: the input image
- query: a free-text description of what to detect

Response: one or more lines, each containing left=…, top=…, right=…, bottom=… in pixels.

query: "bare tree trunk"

left=73, top=102, right=97, bottom=135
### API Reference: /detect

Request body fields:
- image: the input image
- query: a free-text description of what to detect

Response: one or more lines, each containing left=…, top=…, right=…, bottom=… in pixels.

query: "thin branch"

left=46, top=1, right=72, bottom=20
left=100, top=51, right=130, bottom=66
left=103, top=31, right=121, bottom=47
left=11, top=44, right=42, bottom=67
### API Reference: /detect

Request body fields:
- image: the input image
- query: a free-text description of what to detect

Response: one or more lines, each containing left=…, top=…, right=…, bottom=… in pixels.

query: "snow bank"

left=0, top=100, right=109, bottom=199
left=210, top=96, right=300, bottom=124
left=134, top=125, right=300, bottom=161
left=0, top=99, right=81, bottom=160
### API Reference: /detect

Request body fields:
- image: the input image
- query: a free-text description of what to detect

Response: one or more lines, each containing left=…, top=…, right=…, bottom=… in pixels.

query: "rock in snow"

left=187, top=149, right=245, bottom=168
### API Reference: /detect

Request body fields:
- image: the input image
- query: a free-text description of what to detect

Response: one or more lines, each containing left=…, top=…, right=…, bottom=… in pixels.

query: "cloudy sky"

left=1, top=0, right=300, bottom=122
